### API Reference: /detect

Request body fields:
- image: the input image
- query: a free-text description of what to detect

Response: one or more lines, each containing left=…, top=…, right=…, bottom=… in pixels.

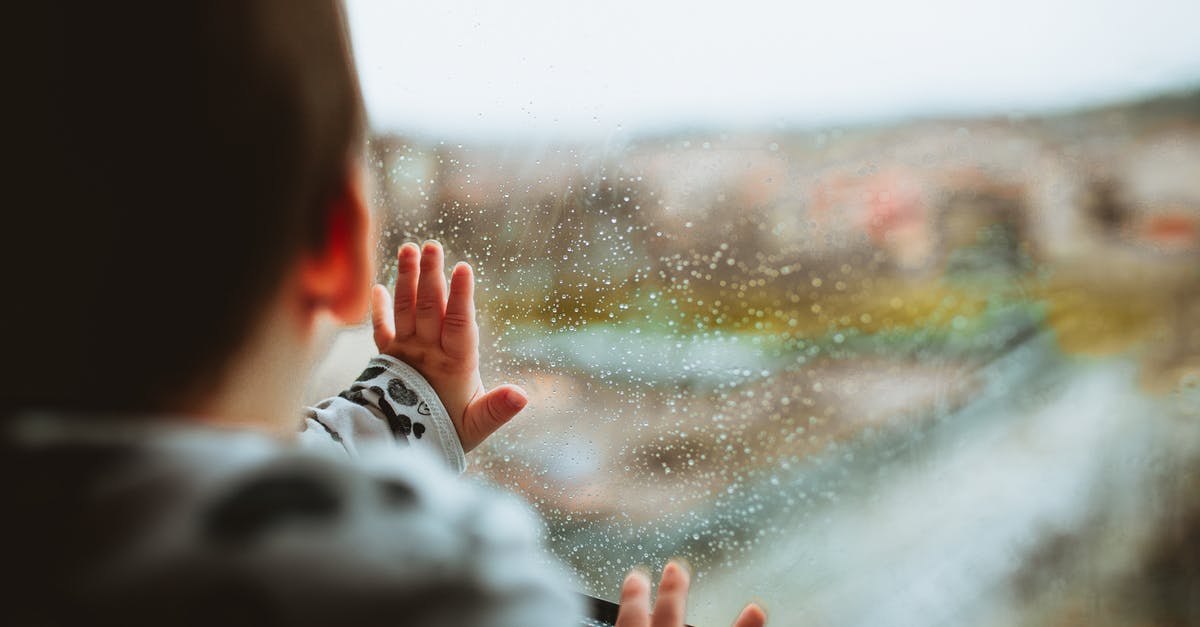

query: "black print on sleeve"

left=387, top=378, right=419, bottom=406
left=370, top=385, right=413, bottom=444
left=355, top=366, right=386, bottom=382
left=412, top=422, right=426, bottom=439
left=389, top=414, right=415, bottom=441
left=338, top=389, right=368, bottom=406
left=304, top=410, right=344, bottom=444
left=314, top=420, right=344, bottom=444
left=416, top=401, right=431, bottom=416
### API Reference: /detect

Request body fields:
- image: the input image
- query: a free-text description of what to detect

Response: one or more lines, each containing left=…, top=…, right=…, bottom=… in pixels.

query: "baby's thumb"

left=462, top=385, right=527, bottom=450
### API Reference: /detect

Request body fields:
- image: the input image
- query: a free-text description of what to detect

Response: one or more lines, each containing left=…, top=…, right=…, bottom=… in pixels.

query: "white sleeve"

left=299, top=355, right=467, bottom=474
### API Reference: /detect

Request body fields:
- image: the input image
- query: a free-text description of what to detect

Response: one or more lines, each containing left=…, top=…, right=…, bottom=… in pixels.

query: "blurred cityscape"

left=313, top=88, right=1199, bottom=626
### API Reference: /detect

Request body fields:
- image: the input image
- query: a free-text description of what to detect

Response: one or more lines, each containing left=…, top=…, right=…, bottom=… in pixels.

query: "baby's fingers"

left=414, top=241, right=446, bottom=342
left=650, top=561, right=690, bottom=627
left=371, top=284, right=395, bottom=352
left=615, top=569, right=652, bottom=627
left=442, top=262, right=477, bottom=358
left=732, top=604, right=767, bottom=627
left=392, top=242, right=420, bottom=340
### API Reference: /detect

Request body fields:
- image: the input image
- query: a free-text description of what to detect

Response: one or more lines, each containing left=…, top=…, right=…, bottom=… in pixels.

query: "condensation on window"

left=306, top=101, right=1200, bottom=626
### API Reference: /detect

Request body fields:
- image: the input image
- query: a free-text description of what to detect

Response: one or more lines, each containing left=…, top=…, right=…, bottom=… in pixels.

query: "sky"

left=345, top=0, right=1200, bottom=141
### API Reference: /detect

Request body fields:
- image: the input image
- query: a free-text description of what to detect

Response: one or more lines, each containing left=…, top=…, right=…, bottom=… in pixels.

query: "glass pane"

left=321, top=2, right=1200, bottom=625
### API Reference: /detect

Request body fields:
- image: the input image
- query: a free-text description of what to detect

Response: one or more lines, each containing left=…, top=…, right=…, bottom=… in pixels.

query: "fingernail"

left=423, top=240, right=440, bottom=252
left=667, top=557, right=692, bottom=578
left=626, top=565, right=651, bottom=584
left=748, top=599, right=769, bottom=617
left=505, top=388, right=527, bottom=410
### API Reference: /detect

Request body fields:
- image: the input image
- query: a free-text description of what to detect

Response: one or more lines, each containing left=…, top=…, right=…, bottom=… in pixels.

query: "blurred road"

left=687, top=335, right=1200, bottom=626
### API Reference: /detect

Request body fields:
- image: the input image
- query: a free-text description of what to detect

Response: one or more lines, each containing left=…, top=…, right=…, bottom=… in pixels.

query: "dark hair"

left=9, top=1, right=366, bottom=414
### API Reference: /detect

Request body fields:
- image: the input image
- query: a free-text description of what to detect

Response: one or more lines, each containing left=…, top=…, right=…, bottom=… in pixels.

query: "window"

left=320, top=2, right=1200, bottom=624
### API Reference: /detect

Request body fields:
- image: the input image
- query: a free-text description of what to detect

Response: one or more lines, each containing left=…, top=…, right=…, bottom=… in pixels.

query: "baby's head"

left=13, top=1, right=371, bottom=418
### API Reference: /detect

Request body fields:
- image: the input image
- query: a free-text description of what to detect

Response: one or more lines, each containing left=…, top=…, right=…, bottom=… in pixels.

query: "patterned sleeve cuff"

left=356, top=355, right=466, bottom=474
left=304, top=355, right=466, bottom=474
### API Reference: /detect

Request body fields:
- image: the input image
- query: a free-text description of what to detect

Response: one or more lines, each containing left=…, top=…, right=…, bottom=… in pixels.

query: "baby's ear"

left=299, top=164, right=373, bottom=325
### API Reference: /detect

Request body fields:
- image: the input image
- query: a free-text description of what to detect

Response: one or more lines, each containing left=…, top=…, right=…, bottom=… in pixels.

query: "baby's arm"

left=300, top=354, right=472, bottom=472
left=300, top=241, right=525, bottom=471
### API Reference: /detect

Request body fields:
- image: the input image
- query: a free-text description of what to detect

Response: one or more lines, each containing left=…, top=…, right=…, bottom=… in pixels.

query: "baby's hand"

left=370, top=240, right=527, bottom=452
left=619, top=562, right=768, bottom=624
left=615, top=561, right=766, bottom=627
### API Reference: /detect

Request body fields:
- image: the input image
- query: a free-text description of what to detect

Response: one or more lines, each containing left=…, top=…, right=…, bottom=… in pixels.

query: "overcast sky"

left=346, top=0, right=1200, bottom=141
